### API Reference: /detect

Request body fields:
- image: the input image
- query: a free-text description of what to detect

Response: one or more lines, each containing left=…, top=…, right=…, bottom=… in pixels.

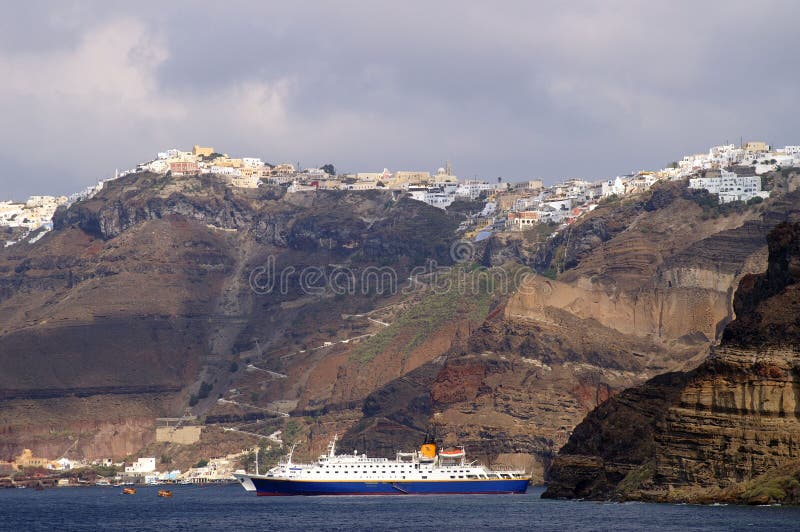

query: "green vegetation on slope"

left=350, top=265, right=525, bottom=363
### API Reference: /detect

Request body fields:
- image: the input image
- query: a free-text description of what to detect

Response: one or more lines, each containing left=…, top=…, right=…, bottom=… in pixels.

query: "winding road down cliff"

left=0, top=172, right=460, bottom=460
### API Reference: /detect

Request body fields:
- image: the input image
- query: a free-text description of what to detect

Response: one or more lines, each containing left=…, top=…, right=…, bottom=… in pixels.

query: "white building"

left=347, top=180, right=379, bottom=190
left=51, top=457, right=76, bottom=471
left=157, top=149, right=181, bottom=160
left=145, top=470, right=181, bottom=484
left=689, top=170, right=769, bottom=204
left=552, top=179, right=590, bottom=198
left=408, top=186, right=455, bottom=209
left=507, top=211, right=540, bottom=231
left=242, top=157, right=264, bottom=168
left=26, top=196, right=63, bottom=208
left=125, top=457, right=156, bottom=474
left=0, top=196, right=67, bottom=230
left=625, top=174, right=657, bottom=194
left=141, top=159, right=169, bottom=173
left=0, top=202, right=24, bottom=226
left=707, top=144, right=745, bottom=167
left=302, top=168, right=327, bottom=178
left=543, top=198, right=572, bottom=212
left=210, top=166, right=241, bottom=176
left=514, top=196, right=541, bottom=212
left=601, top=176, right=625, bottom=197
left=679, top=153, right=713, bottom=172
left=287, top=181, right=318, bottom=193
left=455, top=180, right=496, bottom=200
left=783, top=146, right=800, bottom=156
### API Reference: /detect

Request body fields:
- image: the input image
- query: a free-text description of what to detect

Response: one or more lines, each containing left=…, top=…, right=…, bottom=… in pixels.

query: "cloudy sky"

left=1, top=1, right=799, bottom=200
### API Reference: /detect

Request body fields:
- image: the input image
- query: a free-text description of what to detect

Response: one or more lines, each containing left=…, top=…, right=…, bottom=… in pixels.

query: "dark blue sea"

left=1, top=484, right=799, bottom=531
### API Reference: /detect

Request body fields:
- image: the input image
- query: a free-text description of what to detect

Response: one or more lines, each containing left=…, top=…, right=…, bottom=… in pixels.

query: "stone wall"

left=155, top=426, right=202, bottom=445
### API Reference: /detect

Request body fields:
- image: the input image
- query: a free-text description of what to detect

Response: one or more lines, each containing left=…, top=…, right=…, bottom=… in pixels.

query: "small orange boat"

left=157, top=489, right=172, bottom=498
left=122, top=487, right=136, bottom=495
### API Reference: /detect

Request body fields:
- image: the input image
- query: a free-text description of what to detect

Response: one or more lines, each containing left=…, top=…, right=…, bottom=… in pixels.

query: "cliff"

left=543, top=221, right=800, bottom=503
left=0, top=172, right=460, bottom=460
left=3, top=169, right=799, bottom=477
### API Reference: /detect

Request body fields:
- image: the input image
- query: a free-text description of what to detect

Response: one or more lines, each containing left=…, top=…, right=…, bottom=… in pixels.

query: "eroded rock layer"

left=544, top=221, right=800, bottom=502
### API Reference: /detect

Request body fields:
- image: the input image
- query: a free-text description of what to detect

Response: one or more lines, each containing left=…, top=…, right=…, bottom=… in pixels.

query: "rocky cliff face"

left=0, top=172, right=460, bottom=461
left=3, top=170, right=799, bottom=478
left=544, top=221, right=800, bottom=503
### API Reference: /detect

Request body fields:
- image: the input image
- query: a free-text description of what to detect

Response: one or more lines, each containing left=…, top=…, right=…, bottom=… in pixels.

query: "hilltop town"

left=1, top=141, right=794, bottom=248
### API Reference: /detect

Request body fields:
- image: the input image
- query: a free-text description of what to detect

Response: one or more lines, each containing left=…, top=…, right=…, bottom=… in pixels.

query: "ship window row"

left=323, top=465, right=407, bottom=469
left=321, top=465, right=412, bottom=473
left=323, top=471, right=438, bottom=477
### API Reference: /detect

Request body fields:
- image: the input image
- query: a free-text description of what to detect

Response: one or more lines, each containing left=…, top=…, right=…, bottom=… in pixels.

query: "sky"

left=1, top=1, right=799, bottom=200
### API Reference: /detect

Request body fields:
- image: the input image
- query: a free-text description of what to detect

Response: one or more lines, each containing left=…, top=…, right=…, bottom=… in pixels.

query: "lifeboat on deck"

left=439, top=448, right=465, bottom=458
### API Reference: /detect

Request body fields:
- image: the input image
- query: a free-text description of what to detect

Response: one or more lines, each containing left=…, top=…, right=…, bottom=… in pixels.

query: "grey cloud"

left=1, top=0, right=799, bottom=200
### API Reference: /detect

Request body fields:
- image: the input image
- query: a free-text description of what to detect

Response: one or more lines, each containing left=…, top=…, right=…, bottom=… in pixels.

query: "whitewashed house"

left=125, top=457, right=157, bottom=474
left=601, top=176, right=625, bottom=197
left=689, top=169, right=769, bottom=203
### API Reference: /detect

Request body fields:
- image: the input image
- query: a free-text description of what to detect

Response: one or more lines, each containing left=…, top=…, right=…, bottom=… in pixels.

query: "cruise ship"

left=234, top=434, right=529, bottom=496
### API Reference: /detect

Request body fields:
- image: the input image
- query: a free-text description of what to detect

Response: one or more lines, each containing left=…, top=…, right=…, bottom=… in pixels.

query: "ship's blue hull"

left=251, top=477, right=529, bottom=496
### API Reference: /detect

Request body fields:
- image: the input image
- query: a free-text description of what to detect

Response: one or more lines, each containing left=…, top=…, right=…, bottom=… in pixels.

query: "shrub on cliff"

left=197, top=381, right=213, bottom=399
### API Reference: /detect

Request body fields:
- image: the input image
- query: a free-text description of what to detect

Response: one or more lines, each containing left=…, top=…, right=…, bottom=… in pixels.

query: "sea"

left=1, top=485, right=799, bottom=531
